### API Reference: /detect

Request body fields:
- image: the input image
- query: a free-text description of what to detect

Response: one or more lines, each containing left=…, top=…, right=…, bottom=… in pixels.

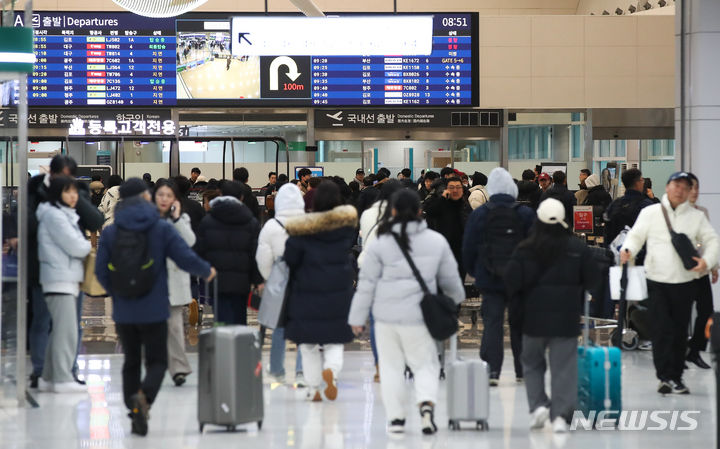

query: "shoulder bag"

left=660, top=205, right=700, bottom=270
left=392, top=233, right=458, bottom=340
left=257, top=218, right=290, bottom=329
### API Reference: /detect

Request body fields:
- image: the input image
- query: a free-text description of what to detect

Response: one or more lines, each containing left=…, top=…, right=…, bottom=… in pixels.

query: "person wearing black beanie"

left=119, top=178, right=149, bottom=199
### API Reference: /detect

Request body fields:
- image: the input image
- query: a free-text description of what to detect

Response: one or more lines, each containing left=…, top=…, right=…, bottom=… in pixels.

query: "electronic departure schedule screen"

left=14, top=12, right=477, bottom=108
left=309, top=15, right=476, bottom=106
left=15, top=12, right=176, bottom=107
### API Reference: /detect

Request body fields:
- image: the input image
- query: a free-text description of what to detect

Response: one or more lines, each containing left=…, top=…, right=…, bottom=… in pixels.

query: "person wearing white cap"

left=504, top=198, right=601, bottom=433
left=620, top=171, right=720, bottom=395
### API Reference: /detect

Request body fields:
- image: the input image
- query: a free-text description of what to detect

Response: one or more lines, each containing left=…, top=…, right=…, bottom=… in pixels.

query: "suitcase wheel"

left=199, top=423, right=204, bottom=433
left=449, top=420, right=458, bottom=431
left=477, top=420, right=489, bottom=431
left=258, top=420, right=263, bottom=430
left=439, top=368, right=446, bottom=381
left=227, top=425, right=235, bottom=432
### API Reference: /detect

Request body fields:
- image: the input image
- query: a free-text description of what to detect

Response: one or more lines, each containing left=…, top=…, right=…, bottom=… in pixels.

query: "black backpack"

left=605, top=195, right=644, bottom=244
left=480, top=202, right=524, bottom=277
left=108, top=228, right=155, bottom=298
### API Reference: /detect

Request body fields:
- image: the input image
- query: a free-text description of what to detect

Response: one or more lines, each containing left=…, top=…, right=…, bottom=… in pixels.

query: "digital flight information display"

left=309, top=15, right=476, bottom=106
left=15, top=12, right=176, bottom=107
left=14, top=12, right=477, bottom=108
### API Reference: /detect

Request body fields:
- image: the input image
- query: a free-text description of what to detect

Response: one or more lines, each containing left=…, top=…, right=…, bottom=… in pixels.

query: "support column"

left=584, top=109, right=593, bottom=173
left=677, top=0, right=720, bottom=309
left=500, top=110, right=509, bottom=169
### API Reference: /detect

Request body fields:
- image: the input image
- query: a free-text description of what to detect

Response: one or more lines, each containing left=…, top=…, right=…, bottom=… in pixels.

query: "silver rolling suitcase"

left=446, top=334, right=490, bottom=431
left=198, top=279, right=264, bottom=432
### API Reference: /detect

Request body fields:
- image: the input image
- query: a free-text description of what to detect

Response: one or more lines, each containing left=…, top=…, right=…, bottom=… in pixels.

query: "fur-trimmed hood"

left=285, top=204, right=358, bottom=236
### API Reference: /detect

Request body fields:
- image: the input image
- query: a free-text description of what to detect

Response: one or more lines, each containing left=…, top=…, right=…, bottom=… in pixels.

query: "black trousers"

left=216, top=295, right=248, bottom=325
left=116, top=322, right=168, bottom=410
left=648, top=280, right=697, bottom=382
left=480, top=291, right=523, bottom=377
left=688, top=275, right=713, bottom=353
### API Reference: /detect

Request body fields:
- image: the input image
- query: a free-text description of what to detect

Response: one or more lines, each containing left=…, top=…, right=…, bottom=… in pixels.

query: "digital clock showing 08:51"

left=441, top=17, right=468, bottom=28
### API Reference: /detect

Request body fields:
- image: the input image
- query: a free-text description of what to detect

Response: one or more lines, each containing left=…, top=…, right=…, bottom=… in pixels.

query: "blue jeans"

left=370, top=313, right=378, bottom=364
left=269, top=327, right=303, bottom=376
left=29, top=284, right=50, bottom=377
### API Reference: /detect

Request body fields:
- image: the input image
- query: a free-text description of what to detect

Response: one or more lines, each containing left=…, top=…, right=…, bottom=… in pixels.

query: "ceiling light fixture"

left=110, top=0, right=209, bottom=18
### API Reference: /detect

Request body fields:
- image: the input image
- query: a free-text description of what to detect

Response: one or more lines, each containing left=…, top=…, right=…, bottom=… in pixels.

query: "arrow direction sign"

left=269, top=56, right=301, bottom=91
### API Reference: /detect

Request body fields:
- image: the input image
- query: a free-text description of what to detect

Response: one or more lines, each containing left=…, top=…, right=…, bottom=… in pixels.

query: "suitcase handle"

left=583, top=291, right=591, bottom=348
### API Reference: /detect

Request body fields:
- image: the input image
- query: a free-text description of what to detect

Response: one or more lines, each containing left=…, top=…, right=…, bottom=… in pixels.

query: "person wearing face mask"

left=153, top=179, right=195, bottom=386
left=621, top=172, right=720, bottom=395
left=36, top=176, right=91, bottom=393
left=685, top=173, right=717, bottom=370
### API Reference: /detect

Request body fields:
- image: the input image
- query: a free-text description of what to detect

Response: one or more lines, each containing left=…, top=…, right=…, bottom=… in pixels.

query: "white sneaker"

left=306, top=388, right=322, bottom=402
left=52, top=381, right=87, bottom=394
left=552, top=417, right=569, bottom=433
left=265, top=371, right=286, bottom=385
left=37, top=378, right=53, bottom=392
left=295, top=372, right=306, bottom=388
left=529, top=406, right=549, bottom=430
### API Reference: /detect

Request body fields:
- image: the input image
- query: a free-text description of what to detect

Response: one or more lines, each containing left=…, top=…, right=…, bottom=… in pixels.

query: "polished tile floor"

left=0, top=348, right=715, bottom=449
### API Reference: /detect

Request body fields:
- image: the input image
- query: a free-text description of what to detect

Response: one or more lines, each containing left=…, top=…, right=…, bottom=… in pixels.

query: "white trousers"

left=375, top=322, right=439, bottom=421
left=299, top=343, right=344, bottom=390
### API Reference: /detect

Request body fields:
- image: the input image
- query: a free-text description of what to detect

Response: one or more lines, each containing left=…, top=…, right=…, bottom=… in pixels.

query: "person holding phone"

left=153, top=179, right=195, bottom=387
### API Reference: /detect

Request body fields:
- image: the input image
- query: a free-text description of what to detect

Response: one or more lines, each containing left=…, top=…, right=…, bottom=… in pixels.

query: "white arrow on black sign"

left=269, top=56, right=302, bottom=91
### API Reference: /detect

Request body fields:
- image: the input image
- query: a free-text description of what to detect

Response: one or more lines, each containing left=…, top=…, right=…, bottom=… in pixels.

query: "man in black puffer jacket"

left=517, top=169, right=542, bottom=210
left=424, top=176, right=472, bottom=278
left=195, top=181, right=263, bottom=325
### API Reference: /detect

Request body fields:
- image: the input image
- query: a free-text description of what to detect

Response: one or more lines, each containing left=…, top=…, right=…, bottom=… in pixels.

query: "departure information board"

left=13, top=12, right=477, bottom=108
left=14, top=12, right=176, bottom=107
left=309, top=15, right=475, bottom=106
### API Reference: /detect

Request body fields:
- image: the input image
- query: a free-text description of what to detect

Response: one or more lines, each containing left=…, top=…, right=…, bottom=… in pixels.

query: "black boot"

left=686, top=350, right=711, bottom=369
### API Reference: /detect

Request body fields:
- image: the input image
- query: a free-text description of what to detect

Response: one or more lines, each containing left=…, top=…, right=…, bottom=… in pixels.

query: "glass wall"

left=506, top=112, right=588, bottom=180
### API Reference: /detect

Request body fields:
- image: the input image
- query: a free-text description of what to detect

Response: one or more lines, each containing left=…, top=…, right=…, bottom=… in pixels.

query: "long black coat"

left=423, top=194, right=472, bottom=274
left=504, top=237, right=601, bottom=337
left=283, top=205, right=357, bottom=345
left=195, top=196, right=262, bottom=296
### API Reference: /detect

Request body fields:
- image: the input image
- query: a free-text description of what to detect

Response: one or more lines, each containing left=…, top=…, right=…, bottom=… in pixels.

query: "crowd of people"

left=19, top=155, right=720, bottom=437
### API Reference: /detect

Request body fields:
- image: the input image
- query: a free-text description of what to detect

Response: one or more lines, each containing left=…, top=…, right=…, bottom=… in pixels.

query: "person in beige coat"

left=153, top=179, right=196, bottom=386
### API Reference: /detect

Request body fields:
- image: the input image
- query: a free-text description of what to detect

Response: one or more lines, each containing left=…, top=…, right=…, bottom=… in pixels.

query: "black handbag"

left=661, top=205, right=700, bottom=270
left=392, top=234, right=458, bottom=340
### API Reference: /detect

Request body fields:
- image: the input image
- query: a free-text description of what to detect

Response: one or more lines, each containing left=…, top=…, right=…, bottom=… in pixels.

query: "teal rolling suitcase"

left=577, top=292, right=622, bottom=424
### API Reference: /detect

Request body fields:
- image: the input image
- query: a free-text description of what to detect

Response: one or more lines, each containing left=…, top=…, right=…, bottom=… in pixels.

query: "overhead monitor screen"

left=12, top=12, right=478, bottom=108
left=14, top=12, right=176, bottom=107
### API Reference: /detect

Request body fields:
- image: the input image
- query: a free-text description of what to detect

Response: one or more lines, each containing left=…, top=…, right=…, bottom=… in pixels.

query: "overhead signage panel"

left=230, top=16, right=433, bottom=56
left=12, top=11, right=477, bottom=108
left=314, top=109, right=502, bottom=128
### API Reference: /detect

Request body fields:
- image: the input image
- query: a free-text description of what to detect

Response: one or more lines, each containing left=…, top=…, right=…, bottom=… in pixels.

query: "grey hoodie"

left=37, top=202, right=91, bottom=295
left=486, top=167, right=518, bottom=199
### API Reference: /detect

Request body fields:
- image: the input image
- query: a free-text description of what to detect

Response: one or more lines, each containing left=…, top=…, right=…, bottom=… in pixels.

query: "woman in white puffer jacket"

left=153, top=179, right=196, bottom=387
left=256, top=183, right=306, bottom=385
left=37, top=176, right=91, bottom=393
